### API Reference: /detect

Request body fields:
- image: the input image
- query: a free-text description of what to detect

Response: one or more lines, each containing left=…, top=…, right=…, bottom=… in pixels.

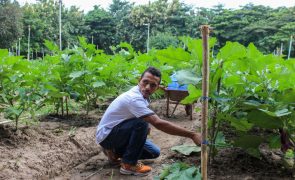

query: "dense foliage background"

left=0, top=0, right=294, bottom=56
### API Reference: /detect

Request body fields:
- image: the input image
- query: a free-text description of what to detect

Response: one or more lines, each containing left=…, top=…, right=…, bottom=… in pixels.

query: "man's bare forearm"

left=144, top=115, right=194, bottom=138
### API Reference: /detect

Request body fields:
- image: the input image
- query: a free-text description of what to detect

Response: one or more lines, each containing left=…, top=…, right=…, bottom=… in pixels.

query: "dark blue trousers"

left=100, top=118, right=160, bottom=164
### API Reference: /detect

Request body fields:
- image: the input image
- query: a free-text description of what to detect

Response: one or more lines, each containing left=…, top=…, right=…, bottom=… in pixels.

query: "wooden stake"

left=200, top=25, right=210, bottom=180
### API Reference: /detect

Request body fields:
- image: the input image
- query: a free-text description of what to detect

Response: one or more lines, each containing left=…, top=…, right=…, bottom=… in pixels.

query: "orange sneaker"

left=102, top=148, right=121, bottom=166
left=120, top=162, right=151, bottom=176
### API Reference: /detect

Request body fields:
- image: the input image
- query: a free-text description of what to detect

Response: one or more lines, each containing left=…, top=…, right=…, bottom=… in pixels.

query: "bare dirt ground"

left=0, top=99, right=293, bottom=179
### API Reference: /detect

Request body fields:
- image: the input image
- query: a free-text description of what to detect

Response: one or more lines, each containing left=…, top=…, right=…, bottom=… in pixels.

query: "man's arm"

left=143, top=114, right=201, bottom=145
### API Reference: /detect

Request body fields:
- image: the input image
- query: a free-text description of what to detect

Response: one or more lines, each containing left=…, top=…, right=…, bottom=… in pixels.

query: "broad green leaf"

left=233, top=135, right=264, bottom=158
left=248, top=110, right=283, bottom=129
left=259, top=108, right=291, bottom=117
left=216, top=42, right=247, bottom=62
left=92, top=81, right=106, bottom=88
left=247, top=43, right=263, bottom=59
left=178, top=167, right=199, bottom=180
left=0, top=49, right=9, bottom=57
left=171, top=144, right=201, bottom=155
left=276, top=89, right=295, bottom=104
left=157, top=162, right=200, bottom=180
left=230, top=118, right=253, bottom=132
left=69, top=71, right=86, bottom=79
left=181, top=85, right=201, bottom=104
left=234, top=135, right=264, bottom=149
left=44, top=40, right=58, bottom=52
left=242, top=100, right=270, bottom=110
left=175, top=70, right=202, bottom=85
left=268, top=135, right=281, bottom=149
left=223, top=75, right=240, bottom=87
left=215, top=132, right=226, bottom=145
left=156, top=47, right=191, bottom=65
left=233, top=85, right=246, bottom=97
left=78, top=36, right=88, bottom=49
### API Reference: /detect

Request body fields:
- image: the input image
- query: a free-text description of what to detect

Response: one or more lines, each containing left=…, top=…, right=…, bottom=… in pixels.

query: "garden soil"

left=0, top=99, right=293, bottom=179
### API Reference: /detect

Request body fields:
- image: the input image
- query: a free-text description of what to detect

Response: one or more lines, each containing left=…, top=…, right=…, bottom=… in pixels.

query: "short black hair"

left=141, top=66, right=161, bottom=84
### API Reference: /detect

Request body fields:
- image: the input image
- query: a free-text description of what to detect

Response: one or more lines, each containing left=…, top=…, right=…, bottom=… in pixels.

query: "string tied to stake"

left=200, top=96, right=211, bottom=101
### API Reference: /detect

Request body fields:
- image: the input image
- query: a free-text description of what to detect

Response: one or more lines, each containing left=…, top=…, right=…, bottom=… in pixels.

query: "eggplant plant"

left=0, top=50, right=46, bottom=130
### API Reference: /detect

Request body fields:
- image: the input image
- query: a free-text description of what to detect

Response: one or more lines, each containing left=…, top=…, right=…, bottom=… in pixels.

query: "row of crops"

left=1, top=36, right=295, bottom=163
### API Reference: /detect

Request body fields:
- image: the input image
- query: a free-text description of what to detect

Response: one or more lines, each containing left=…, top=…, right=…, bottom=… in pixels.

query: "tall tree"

left=84, top=5, right=116, bottom=53
left=22, top=0, right=85, bottom=55
left=0, top=0, right=23, bottom=49
left=211, top=4, right=295, bottom=54
left=128, top=0, right=196, bottom=51
left=109, top=0, right=134, bottom=45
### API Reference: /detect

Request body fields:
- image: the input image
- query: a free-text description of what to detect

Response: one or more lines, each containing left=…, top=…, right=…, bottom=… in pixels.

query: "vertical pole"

left=147, top=23, right=150, bottom=53
left=288, top=35, right=293, bottom=59
left=59, top=0, right=62, bottom=51
left=280, top=43, right=283, bottom=56
left=144, top=23, right=150, bottom=53
left=18, top=38, right=21, bottom=56
left=27, top=25, right=30, bottom=60
left=42, top=47, right=44, bottom=59
left=16, top=42, right=18, bottom=56
left=91, top=35, right=94, bottom=44
left=200, top=25, right=210, bottom=180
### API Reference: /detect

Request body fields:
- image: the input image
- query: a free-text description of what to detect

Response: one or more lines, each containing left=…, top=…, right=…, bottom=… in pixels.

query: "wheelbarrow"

left=165, top=88, right=193, bottom=120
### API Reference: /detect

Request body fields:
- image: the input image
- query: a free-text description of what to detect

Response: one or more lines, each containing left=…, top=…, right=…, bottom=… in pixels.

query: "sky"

left=18, top=0, right=295, bottom=12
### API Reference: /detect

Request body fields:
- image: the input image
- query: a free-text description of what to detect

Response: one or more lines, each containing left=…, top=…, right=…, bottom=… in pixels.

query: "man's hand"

left=191, top=132, right=202, bottom=146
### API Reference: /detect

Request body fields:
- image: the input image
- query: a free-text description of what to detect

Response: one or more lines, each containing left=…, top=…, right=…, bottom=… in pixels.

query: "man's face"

left=138, top=72, right=160, bottom=98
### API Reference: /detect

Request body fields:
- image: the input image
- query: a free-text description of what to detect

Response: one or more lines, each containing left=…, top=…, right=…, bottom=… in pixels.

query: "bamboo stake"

left=200, top=25, right=210, bottom=180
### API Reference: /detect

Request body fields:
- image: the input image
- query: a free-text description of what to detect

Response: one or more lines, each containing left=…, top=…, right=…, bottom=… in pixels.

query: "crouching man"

left=96, top=66, right=201, bottom=176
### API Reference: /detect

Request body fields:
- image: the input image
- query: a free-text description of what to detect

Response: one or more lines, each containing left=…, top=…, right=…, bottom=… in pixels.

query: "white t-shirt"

left=96, top=86, right=155, bottom=144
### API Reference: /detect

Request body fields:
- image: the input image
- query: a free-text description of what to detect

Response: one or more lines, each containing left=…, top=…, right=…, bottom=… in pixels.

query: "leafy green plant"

left=0, top=50, right=46, bottom=130
left=171, top=40, right=295, bottom=161
left=154, top=162, right=201, bottom=180
left=171, top=144, right=201, bottom=156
